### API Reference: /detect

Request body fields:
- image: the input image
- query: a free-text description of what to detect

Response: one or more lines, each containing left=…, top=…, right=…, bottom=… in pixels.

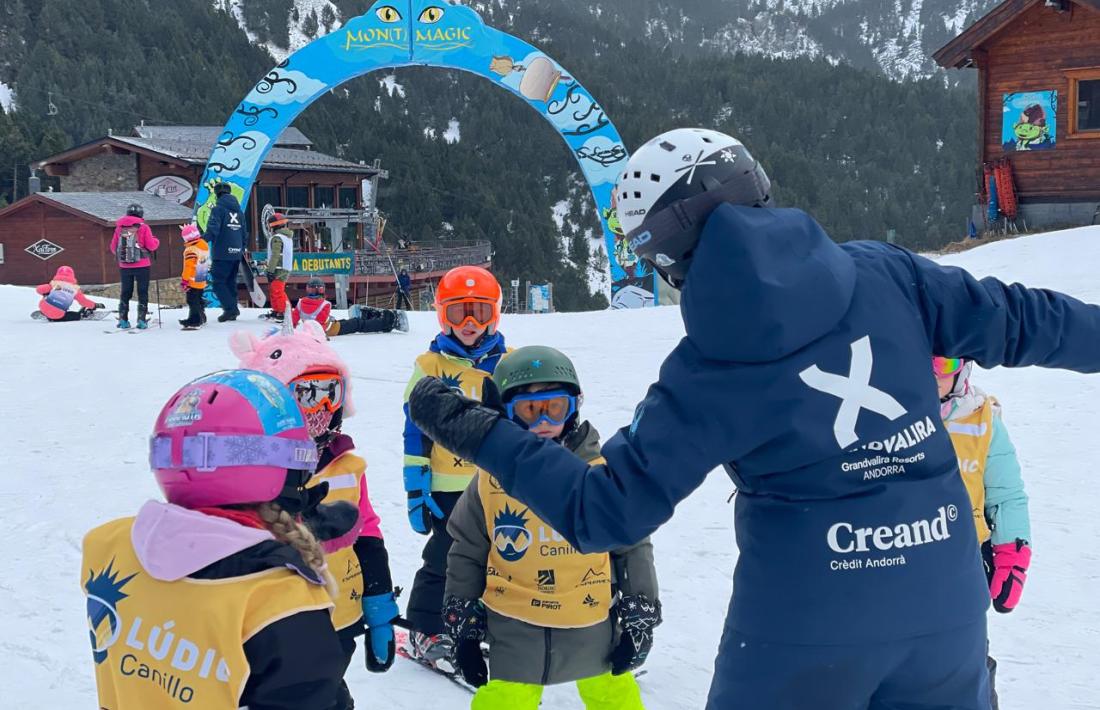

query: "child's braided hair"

left=257, top=501, right=338, bottom=599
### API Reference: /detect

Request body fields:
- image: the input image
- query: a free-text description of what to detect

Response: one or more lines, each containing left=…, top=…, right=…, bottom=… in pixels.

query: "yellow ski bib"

left=479, top=473, right=611, bottom=628
left=83, top=517, right=332, bottom=709
left=405, top=350, right=504, bottom=492
left=946, top=400, right=996, bottom=543
left=308, top=452, right=368, bottom=631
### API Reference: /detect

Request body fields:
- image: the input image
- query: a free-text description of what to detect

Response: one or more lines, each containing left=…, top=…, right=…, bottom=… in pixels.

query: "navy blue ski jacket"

left=205, top=193, right=246, bottom=261
left=473, top=204, right=1100, bottom=645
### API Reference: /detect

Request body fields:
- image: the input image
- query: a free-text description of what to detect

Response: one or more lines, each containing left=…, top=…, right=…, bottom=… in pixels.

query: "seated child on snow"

left=233, top=320, right=398, bottom=707
left=82, top=370, right=347, bottom=709
left=292, top=276, right=408, bottom=336
left=935, top=355, right=1031, bottom=709
left=443, top=345, right=660, bottom=708
left=35, top=265, right=103, bottom=321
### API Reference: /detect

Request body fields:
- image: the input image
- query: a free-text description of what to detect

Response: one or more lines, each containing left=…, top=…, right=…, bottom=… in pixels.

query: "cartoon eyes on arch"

left=376, top=5, right=402, bottom=22
left=419, top=6, right=445, bottom=23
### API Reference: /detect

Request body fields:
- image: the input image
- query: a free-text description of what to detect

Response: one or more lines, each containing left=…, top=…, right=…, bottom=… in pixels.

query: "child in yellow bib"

left=444, top=346, right=660, bottom=709
left=935, top=356, right=1031, bottom=710
left=401, top=266, right=510, bottom=666
left=82, top=370, right=346, bottom=710
left=232, top=319, right=400, bottom=707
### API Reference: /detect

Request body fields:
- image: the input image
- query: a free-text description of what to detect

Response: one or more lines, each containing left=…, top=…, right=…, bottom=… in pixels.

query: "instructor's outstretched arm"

left=903, top=249, right=1100, bottom=372
left=410, top=345, right=740, bottom=553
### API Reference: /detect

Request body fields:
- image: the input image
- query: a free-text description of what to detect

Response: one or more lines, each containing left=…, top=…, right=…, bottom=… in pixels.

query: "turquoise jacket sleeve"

left=984, top=415, right=1031, bottom=546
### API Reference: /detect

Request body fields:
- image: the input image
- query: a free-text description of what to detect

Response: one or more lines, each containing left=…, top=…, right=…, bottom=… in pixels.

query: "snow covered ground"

left=4, top=225, right=1100, bottom=707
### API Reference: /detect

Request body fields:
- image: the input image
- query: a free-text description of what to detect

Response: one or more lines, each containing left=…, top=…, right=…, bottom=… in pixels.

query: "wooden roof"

left=934, top=0, right=1100, bottom=68
left=0, top=191, right=193, bottom=227
left=33, top=132, right=379, bottom=176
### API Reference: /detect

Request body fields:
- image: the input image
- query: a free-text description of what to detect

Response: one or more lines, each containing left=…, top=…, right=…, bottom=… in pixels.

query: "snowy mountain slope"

left=4, top=227, right=1100, bottom=707
left=225, top=0, right=989, bottom=80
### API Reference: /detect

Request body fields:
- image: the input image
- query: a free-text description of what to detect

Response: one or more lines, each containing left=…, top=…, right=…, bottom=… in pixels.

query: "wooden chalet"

left=934, top=0, right=1100, bottom=228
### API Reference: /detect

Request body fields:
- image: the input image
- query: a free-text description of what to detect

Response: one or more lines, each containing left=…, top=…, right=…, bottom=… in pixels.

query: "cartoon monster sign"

left=195, top=1, right=657, bottom=306
left=1002, top=91, right=1057, bottom=152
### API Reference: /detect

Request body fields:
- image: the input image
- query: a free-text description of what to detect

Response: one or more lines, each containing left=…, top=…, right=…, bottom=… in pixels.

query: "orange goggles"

left=506, top=390, right=577, bottom=427
left=443, top=299, right=498, bottom=330
left=932, top=357, right=965, bottom=378
left=290, top=373, right=345, bottom=413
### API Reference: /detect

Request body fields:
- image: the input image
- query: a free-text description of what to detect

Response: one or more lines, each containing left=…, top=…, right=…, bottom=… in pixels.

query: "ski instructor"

left=204, top=182, right=246, bottom=322
left=408, top=129, right=1100, bottom=709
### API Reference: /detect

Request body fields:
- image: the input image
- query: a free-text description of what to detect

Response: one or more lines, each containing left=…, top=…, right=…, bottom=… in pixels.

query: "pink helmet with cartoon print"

left=150, top=370, right=319, bottom=508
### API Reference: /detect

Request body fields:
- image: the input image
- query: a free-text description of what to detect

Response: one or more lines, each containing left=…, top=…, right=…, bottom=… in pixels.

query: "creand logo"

left=827, top=505, right=958, bottom=554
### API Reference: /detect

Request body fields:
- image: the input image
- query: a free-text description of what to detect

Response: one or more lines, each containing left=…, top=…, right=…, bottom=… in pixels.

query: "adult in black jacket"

left=205, top=183, right=246, bottom=322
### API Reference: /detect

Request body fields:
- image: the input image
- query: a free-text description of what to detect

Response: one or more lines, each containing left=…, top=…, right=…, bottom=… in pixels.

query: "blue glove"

left=362, top=592, right=399, bottom=673
left=404, top=464, right=444, bottom=535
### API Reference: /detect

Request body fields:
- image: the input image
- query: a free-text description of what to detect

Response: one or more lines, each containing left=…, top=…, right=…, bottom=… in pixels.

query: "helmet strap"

left=276, top=470, right=328, bottom=514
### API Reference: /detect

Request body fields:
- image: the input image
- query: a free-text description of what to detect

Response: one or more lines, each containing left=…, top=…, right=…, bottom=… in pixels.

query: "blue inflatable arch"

left=194, top=0, right=658, bottom=307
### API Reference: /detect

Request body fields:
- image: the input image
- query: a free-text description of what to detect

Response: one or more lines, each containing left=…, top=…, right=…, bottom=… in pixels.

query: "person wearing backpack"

left=110, top=203, right=160, bottom=329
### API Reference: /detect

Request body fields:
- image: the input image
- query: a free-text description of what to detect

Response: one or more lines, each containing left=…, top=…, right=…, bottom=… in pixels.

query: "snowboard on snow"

left=241, top=256, right=267, bottom=308
left=31, top=309, right=111, bottom=322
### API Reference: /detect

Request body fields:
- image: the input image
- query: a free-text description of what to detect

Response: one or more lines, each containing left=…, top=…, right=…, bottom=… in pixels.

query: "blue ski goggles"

left=505, top=389, right=578, bottom=428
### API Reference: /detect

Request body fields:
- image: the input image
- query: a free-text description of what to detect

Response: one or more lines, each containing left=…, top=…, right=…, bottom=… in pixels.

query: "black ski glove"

left=442, top=596, right=488, bottom=688
left=609, top=594, right=661, bottom=675
left=408, top=377, right=505, bottom=463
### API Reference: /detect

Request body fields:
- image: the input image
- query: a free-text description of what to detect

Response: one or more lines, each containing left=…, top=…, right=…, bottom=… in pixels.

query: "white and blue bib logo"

left=85, top=560, right=137, bottom=665
left=493, top=504, right=532, bottom=562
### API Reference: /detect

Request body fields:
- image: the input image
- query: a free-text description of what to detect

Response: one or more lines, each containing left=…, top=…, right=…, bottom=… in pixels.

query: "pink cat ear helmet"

left=150, top=370, right=319, bottom=509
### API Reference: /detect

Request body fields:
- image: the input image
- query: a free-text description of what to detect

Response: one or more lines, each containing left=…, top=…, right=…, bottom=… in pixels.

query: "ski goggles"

left=305, top=284, right=325, bottom=297
left=442, top=299, right=498, bottom=331
left=932, top=357, right=965, bottom=378
left=290, top=373, right=345, bottom=414
left=505, top=389, right=577, bottom=428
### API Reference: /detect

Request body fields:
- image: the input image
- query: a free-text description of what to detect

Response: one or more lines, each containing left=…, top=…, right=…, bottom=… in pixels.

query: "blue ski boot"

left=117, top=319, right=131, bottom=329
left=137, top=319, right=149, bottom=329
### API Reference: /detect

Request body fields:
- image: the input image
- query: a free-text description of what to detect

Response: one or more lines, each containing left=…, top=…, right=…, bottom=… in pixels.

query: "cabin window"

left=254, top=185, right=282, bottom=211
left=1077, top=79, right=1100, bottom=132
left=339, top=187, right=358, bottom=209
left=1067, top=69, right=1100, bottom=137
left=313, top=186, right=335, bottom=209
left=285, top=186, right=309, bottom=208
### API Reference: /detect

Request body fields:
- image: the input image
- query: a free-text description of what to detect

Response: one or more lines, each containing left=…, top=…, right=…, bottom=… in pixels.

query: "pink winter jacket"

left=35, top=281, right=96, bottom=320
left=110, top=216, right=160, bottom=269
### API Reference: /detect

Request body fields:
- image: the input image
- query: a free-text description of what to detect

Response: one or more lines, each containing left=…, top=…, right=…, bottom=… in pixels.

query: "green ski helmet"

left=493, top=345, right=581, bottom=401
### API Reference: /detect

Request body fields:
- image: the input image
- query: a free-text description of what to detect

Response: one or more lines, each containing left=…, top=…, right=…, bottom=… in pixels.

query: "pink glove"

left=990, top=540, right=1031, bottom=613
left=180, top=280, right=190, bottom=293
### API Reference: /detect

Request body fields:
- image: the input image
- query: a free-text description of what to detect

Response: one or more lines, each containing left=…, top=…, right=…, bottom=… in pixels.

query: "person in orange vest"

left=81, top=370, right=348, bottom=709
left=444, top=346, right=658, bottom=708
left=935, top=356, right=1031, bottom=710
left=178, top=223, right=210, bottom=330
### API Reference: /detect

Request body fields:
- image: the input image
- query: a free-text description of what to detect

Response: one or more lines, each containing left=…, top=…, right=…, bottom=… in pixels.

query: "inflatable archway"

left=193, top=0, right=658, bottom=308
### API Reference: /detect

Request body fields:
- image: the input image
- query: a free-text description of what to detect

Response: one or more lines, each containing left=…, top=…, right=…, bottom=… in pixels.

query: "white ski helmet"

left=616, top=128, right=771, bottom=287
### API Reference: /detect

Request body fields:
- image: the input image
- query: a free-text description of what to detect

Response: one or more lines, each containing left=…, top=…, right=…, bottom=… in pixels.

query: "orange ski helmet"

left=434, top=265, right=503, bottom=335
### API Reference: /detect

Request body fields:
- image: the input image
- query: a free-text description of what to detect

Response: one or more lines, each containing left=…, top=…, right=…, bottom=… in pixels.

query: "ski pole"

left=153, top=249, right=163, bottom=328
